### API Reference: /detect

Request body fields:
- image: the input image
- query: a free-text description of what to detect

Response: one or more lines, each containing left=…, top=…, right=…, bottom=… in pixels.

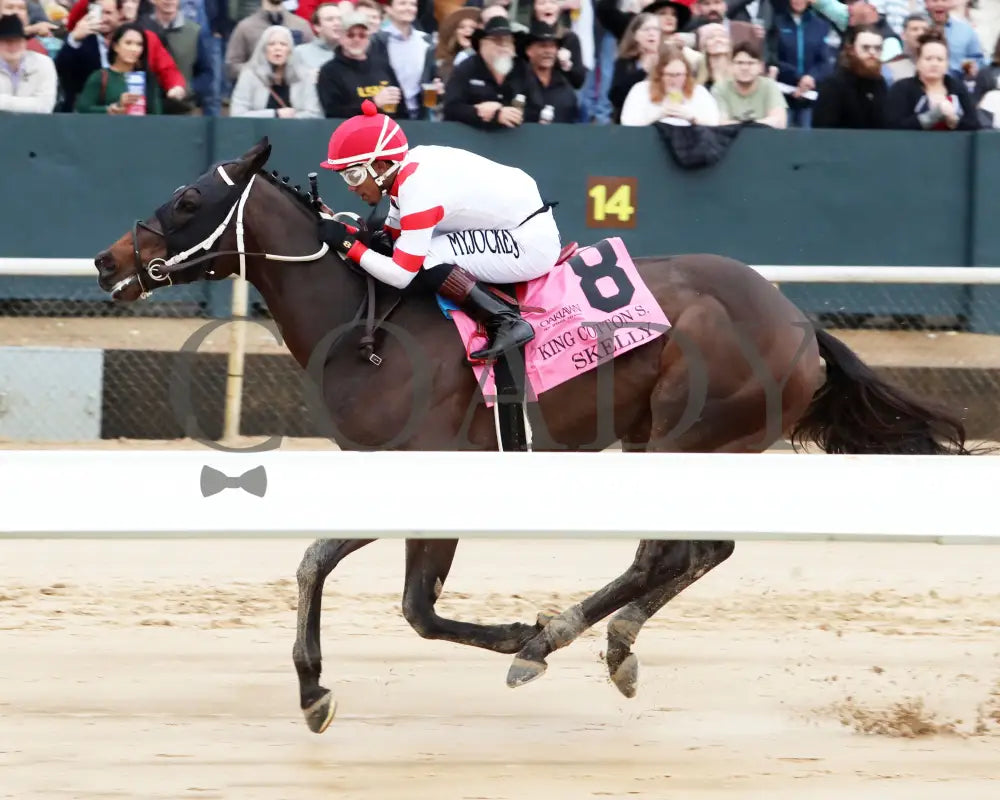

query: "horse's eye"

left=178, top=197, right=198, bottom=213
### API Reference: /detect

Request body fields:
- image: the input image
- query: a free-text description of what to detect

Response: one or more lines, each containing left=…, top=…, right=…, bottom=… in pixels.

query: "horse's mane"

left=257, top=168, right=322, bottom=219
left=254, top=164, right=383, bottom=266
left=255, top=165, right=378, bottom=276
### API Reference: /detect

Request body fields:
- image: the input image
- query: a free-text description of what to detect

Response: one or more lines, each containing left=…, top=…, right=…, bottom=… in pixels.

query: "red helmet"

left=321, top=100, right=409, bottom=172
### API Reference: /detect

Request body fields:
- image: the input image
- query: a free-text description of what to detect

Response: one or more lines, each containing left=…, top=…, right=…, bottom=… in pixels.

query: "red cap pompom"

left=361, top=99, right=378, bottom=116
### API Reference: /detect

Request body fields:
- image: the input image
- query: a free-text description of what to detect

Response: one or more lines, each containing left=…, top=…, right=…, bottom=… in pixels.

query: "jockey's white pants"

left=422, top=208, right=562, bottom=285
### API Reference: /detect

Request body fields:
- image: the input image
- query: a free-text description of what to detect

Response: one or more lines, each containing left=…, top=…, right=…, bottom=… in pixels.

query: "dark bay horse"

left=93, top=138, right=972, bottom=734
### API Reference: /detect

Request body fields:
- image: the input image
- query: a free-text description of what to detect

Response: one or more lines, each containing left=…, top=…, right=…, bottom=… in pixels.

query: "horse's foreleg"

left=400, top=539, right=545, bottom=654
left=292, top=537, right=375, bottom=733
left=604, top=540, right=734, bottom=698
left=506, top=540, right=692, bottom=688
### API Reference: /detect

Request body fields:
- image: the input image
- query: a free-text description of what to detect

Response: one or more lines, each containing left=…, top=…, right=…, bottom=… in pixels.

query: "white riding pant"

left=422, top=209, right=562, bottom=284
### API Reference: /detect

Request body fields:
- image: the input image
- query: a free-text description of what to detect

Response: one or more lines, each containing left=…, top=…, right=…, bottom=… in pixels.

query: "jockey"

left=316, top=99, right=562, bottom=362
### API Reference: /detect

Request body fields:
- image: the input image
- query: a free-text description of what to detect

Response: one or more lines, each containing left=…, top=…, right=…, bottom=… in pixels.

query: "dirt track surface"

left=2, top=539, right=999, bottom=799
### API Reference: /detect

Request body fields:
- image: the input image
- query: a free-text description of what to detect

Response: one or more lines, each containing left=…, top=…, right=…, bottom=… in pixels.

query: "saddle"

left=347, top=235, right=580, bottom=453
left=311, top=185, right=589, bottom=452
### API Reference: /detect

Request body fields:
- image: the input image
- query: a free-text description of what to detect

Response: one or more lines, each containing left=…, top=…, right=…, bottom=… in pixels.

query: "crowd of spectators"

left=0, top=0, right=998, bottom=129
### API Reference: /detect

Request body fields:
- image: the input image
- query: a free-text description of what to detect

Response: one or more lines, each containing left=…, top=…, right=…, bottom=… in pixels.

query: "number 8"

left=568, top=240, right=635, bottom=313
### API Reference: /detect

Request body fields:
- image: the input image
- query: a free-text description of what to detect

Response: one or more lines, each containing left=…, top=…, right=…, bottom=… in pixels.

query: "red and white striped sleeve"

left=383, top=200, right=401, bottom=242
left=342, top=163, right=443, bottom=290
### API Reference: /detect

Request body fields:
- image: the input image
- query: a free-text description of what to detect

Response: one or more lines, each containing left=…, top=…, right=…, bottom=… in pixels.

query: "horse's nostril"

left=95, top=251, right=114, bottom=275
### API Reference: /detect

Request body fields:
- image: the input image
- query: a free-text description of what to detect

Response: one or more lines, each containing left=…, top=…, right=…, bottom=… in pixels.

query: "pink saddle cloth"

left=447, top=237, right=672, bottom=406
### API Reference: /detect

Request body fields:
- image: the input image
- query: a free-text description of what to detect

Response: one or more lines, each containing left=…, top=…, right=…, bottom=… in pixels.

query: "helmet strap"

left=373, top=161, right=401, bottom=196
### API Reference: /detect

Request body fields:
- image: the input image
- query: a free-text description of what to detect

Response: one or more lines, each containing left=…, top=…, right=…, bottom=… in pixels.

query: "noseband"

left=129, top=218, right=171, bottom=299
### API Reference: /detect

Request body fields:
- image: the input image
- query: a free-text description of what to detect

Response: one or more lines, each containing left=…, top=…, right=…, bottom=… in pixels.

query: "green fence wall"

left=3, top=116, right=999, bottom=327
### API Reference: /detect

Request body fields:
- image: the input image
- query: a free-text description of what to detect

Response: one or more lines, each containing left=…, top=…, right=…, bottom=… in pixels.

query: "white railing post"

left=222, top=276, right=248, bottom=443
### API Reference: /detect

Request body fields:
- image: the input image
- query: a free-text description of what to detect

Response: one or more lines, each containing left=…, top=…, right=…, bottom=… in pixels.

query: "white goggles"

left=341, top=163, right=372, bottom=187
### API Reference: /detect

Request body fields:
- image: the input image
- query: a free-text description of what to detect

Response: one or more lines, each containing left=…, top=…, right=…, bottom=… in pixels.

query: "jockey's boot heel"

left=437, top=265, right=534, bottom=362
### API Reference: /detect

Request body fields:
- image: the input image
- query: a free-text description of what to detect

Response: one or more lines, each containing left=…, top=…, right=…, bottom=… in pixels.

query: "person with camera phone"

left=75, top=20, right=164, bottom=113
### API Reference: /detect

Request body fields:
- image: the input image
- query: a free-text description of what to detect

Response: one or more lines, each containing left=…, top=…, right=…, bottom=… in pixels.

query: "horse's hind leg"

left=601, top=301, right=794, bottom=696
left=505, top=539, right=693, bottom=688
left=400, top=539, right=546, bottom=654
left=605, top=540, right=733, bottom=697
left=293, top=537, right=375, bottom=733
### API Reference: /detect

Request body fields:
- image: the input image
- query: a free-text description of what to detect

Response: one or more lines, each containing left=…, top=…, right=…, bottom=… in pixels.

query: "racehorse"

left=93, top=138, right=973, bottom=735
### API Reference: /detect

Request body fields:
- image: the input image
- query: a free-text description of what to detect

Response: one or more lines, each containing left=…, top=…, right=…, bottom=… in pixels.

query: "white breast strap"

left=234, top=174, right=254, bottom=280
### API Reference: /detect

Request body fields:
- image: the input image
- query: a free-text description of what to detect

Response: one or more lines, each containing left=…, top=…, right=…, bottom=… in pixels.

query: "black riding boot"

left=436, top=265, right=534, bottom=361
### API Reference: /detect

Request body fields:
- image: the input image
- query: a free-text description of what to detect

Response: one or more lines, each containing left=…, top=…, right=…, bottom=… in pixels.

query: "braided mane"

left=258, top=168, right=323, bottom=218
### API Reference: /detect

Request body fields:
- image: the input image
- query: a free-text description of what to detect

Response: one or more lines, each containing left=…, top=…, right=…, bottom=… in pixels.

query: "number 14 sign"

left=586, top=176, right=637, bottom=229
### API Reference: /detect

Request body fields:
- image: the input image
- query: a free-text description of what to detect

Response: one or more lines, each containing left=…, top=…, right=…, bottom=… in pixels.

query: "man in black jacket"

left=442, top=15, right=528, bottom=129
left=317, top=9, right=402, bottom=119
left=813, top=24, right=888, bottom=129
left=517, top=19, right=578, bottom=123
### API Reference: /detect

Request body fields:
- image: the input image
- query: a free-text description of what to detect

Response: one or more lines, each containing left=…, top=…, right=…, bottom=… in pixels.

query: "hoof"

left=536, top=611, right=554, bottom=627
left=610, top=653, right=639, bottom=698
left=303, top=690, right=337, bottom=733
left=507, top=656, right=547, bottom=688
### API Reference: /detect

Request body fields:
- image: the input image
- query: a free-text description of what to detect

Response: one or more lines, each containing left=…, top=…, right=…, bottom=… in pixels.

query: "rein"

left=130, top=164, right=397, bottom=365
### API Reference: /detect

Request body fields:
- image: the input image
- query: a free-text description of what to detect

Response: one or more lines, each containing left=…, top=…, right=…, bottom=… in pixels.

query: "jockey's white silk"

left=354, top=145, right=562, bottom=289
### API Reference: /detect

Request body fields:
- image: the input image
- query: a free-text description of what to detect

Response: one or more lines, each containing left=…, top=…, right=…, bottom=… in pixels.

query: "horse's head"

left=94, top=137, right=274, bottom=302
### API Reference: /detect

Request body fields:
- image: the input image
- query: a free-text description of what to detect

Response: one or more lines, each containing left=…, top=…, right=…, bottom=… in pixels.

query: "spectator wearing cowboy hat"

left=443, top=14, right=529, bottom=129
left=596, top=0, right=693, bottom=42
left=653, top=0, right=705, bottom=80
left=529, top=0, right=587, bottom=88
left=0, top=0, right=50, bottom=57
left=652, top=0, right=694, bottom=40
left=0, top=12, right=56, bottom=112
left=516, top=18, right=579, bottom=121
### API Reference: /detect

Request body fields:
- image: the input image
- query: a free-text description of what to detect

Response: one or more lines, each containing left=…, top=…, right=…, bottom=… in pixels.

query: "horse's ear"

left=242, top=137, right=272, bottom=173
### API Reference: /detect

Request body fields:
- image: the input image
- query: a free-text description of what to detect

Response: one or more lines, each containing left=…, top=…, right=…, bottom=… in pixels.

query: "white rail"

left=0, top=259, right=96, bottom=277
left=4, top=259, right=1000, bottom=284
left=755, top=266, right=1000, bottom=284
left=1, top=451, right=998, bottom=542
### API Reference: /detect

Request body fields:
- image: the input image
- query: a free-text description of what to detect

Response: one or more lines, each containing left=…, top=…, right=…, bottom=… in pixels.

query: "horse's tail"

left=789, top=329, right=975, bottom=456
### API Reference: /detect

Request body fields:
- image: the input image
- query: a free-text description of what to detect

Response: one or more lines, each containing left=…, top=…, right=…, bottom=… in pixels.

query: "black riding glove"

left=317, top=218, right=355, bottom=257
left=369, top=229, right=395, bottom=257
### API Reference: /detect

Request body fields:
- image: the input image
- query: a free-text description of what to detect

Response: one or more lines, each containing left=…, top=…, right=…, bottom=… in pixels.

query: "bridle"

left=129, top=218, right=170, bottom=299
left=123, top=164, right=332, bottom=300
left=124, top=161, right=397, bottom=366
